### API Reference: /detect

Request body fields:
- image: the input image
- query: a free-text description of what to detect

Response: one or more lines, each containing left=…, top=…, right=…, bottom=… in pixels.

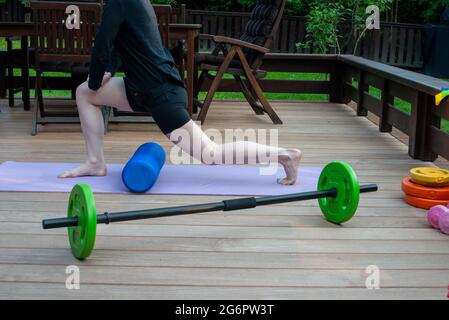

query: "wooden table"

left=170, top=23, right=202, bottom=115
left=0, top=22, right=33, bottom=111
left=0, top=22, right=33, bottom=37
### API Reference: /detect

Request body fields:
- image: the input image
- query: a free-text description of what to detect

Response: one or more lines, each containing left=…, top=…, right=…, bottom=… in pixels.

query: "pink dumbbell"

left=440, top=207, right=449, bottom=235
left=427, top=204, right=449, bottom=235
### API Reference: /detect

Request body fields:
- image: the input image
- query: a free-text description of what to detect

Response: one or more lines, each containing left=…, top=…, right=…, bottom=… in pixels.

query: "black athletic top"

left=88, top=0, right=185, bottom=93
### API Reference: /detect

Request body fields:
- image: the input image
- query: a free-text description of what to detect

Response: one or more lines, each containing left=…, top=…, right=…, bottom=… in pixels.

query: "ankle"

left=86, top=159, right=105, bottom=167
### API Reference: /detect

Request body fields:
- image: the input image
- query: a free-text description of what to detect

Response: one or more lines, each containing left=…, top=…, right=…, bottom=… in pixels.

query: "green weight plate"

left=67, top=184, right=97, bottom=260
left=317, top=161, right=360, bottom=224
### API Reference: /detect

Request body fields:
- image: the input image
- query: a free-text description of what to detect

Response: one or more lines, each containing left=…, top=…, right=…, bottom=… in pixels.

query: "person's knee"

left=75, top=81, right=92, bottom=105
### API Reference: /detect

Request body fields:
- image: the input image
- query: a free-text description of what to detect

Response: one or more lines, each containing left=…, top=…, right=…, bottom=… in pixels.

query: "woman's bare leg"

left=168, top=120, right=302, bottom=185
left=59, top=77, right=133, bottom=178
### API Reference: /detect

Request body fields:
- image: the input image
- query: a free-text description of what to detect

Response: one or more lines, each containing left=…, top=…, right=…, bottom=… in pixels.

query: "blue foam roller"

left=122, top=142, right=166, bottom=193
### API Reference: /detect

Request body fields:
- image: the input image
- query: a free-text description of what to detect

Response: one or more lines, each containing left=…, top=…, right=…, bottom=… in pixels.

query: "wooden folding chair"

left=194, top=0, right=287, bottom=124
left=30, top=1, right=105, bottom=135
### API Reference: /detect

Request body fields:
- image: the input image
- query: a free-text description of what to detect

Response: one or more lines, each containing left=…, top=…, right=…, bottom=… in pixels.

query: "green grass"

left=198, top=72, right=329, bottom=101
left=8, top=68, right=329, bottom=101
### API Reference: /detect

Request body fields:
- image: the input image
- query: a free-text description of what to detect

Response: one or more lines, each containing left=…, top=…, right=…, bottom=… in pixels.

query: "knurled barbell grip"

left=222, top=197, right=257, bottom=211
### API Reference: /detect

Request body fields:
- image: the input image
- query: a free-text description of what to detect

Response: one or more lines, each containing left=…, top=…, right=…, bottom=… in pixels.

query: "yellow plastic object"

left=410, top=167, right=449, bottom=187
left=435, top=90, right=449, bottom=106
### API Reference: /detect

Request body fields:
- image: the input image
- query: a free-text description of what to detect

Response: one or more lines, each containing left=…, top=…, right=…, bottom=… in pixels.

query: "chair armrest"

left=212, top=36, right=270, bottom=54
left=199, top=34, right=215, bottom=41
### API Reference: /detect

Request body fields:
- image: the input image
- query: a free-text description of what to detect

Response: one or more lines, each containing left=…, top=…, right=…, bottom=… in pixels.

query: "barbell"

left=42, top=161, right=378, bottom=260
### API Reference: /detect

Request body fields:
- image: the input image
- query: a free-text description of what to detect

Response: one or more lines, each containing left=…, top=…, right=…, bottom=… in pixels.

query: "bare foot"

left=58, top=161, right=107, bottom=178
left=277, top=149, right=302, bottom=185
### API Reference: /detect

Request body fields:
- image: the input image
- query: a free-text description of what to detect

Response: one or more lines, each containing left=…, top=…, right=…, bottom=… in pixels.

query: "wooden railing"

left=199, top=54, right=336, bottom=97
left=186, top=10, right=424, bottom=70
left=337, top=55, right=449, bottom=161
left=1, top=3, right=426, bottom=69
left=194, top=52, right=449, bottom=161
left=351, top=22, right=423, bottom=69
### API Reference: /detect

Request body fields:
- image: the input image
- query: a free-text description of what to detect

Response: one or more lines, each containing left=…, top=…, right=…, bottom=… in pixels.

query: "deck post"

left=379, top=78, right=393, bottom=132
left=408, top=92, right=438, bottom=161
left=329, top=61, right=344, bottom=103
left=356, top=70, right=368, bottom=116
left=424, top=98, right=441, bottom=161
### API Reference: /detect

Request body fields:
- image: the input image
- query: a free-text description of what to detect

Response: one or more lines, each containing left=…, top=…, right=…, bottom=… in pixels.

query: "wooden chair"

left=30, top=1, right=104, bottom=135
left=2, top=36, right=31, bottom=110
left=0, top=51, right=6, bottom=98
left=193, top=0, right=287, bottom=124
left=171, top=4, right=186, bottom=24
left=155, top=4, right=171, bottom=48
left=170, top=4, right=187, bottom=74
left=108, top=4, right=173, bottom=125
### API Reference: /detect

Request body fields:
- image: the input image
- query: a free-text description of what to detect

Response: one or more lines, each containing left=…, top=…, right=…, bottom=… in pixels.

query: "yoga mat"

left=0, top=161, right=321, bottom=196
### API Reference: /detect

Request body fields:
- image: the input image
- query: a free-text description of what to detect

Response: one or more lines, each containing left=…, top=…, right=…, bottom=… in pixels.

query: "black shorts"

left=124, top=77, right=191, bottom=135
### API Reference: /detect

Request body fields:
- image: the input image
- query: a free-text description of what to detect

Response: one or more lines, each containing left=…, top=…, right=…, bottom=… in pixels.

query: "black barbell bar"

left=42, top=184, right=378, bottom=230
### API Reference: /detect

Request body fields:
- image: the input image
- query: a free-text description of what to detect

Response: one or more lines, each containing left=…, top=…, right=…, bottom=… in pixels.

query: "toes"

left=58, top=169, right=79, bottom=178
left=58, top=172, right=72, bottom=178
left=58, top=172, right=69, bottom=178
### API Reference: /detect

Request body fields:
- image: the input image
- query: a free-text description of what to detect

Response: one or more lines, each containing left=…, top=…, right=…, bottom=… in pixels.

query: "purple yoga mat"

left=0, top=161, right=321, bottom=196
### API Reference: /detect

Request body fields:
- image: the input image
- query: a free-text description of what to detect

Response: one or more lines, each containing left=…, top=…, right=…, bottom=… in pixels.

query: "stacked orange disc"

left=402, top=168, right=449, bottom=209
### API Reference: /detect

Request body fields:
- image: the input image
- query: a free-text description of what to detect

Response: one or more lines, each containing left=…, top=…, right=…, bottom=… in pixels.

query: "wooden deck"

left=1, top=99, right=449, bottom=300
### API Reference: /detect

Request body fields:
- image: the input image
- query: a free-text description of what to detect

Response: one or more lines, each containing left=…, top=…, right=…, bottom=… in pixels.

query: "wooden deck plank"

left=1, top=222, right=448, bottom=241
left=1, top=265, right=449, bottom=288
left=0, top=283, right=446, bottom=300
left=2, top=234, right=449, bottom=254
left=0, top=212, right=431, bottom=228
left=1, top=99, right=449, bottom=299
left=1, top=249, right=449, bottom=270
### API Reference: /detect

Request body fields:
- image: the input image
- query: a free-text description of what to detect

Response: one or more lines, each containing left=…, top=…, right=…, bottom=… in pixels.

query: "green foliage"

left=297, top=0, right=392, bottom=54
left=297, top=3, right=343, bottom=54
left=284, top=0, right=304, bottom=16
left=418, top=0, right=449, bottom=20
left=397, top=0, right=449, bottom=23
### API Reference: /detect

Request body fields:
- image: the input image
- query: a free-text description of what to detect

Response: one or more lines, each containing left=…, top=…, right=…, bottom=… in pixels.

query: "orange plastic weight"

left=404, top=194, right=449, bottom=210
left=401, top=177, right=449, bottom=200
